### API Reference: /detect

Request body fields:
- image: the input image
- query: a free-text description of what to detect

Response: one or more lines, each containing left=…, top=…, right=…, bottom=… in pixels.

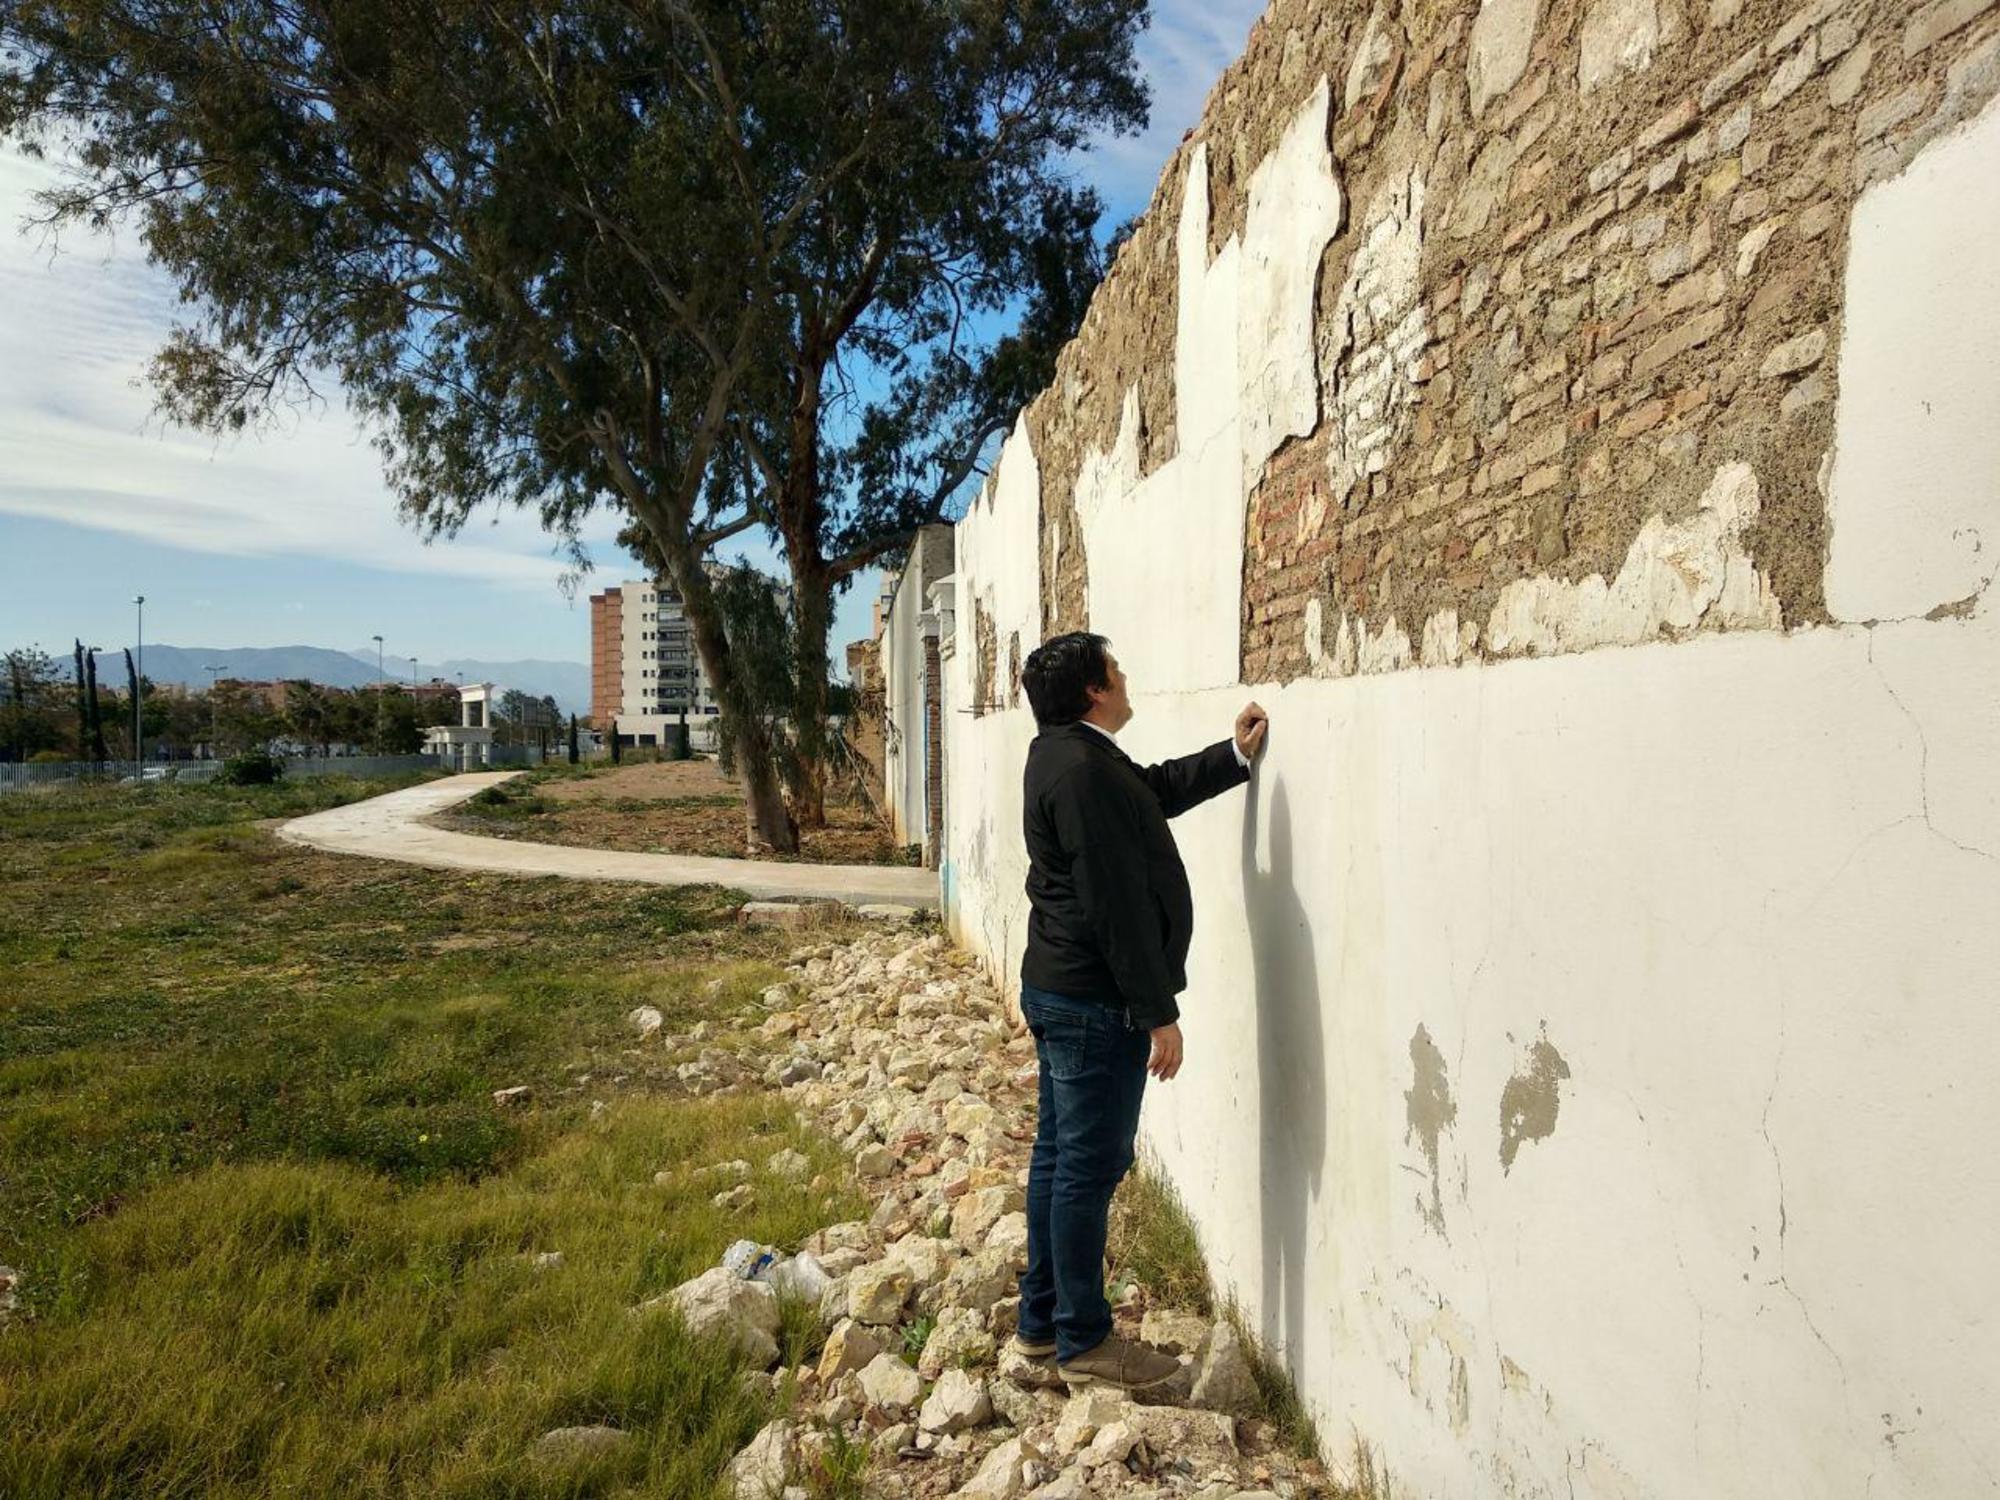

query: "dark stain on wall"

left=1405, top=1022, right=1458, bottom=1233
left=1499, top=1026, right=1572, bottom=1174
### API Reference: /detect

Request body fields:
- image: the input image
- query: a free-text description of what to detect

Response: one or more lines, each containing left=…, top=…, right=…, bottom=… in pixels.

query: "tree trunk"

left=651, top=520, right=799, bottom=854
left=787, top=549, right=832, bottom=829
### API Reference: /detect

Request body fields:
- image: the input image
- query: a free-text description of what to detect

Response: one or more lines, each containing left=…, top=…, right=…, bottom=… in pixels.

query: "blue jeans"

left=1015, top=984, right=1152, bottom=1362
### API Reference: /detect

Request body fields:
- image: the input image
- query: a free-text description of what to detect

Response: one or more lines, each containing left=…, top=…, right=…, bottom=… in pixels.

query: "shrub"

left=218, top=751, right=285, bottom=785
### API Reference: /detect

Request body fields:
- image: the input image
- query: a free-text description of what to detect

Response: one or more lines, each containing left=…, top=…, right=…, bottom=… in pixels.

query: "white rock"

left=626, top=1004, right=664, bottom=1039
left=766, top=1147, right=811, bottom=1180
left=1028, top=1470, right=1099, bottom=1500
left=847, top=1260, right=915, bottom=1324
left=1053, top=1388, right=1136, bottom=1454
left=727, top=1419, right=797, bottom=1499
left=944, top=1094, right=999, bottom=1138
left=817, top=1318, right=883, bottom=1383
left=1082, top=1421, right=1138, bottom=1468
left=956, top=1436, right=1038, bottom=1498
left=918, top=1304, right=996, bottom=1378
left=1191, top=1320, right=1260, bottom=1416
left=656, top=1266, right=781, bottom=1368
left=940, top=1245, right=1016, bottom=1312
left=952, top=1185, right=1023, bottom=1245
left=1139, top=1308, right=1211, bottom=1355
left=855, top=1144, right=897, bottom=1178
left=886, top=1233, right=961, bottom=1290
left=713, top=1183, right=757, bottom=1213
left=986, top=1212, right=1030, bottom=1265
left=535, top=1425, right=631, bottom=1462
left=919, top=1368, right=993, bottom=1433
left=856, top=1351, right=925, bottom=1414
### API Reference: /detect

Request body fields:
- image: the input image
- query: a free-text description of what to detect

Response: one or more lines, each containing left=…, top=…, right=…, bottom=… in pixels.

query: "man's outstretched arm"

left=1130, top=702, right=1268, bottom=817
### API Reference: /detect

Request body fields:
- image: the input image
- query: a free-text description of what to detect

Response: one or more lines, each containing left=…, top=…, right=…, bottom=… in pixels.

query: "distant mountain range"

left=117, top=644, right=590, bottom=716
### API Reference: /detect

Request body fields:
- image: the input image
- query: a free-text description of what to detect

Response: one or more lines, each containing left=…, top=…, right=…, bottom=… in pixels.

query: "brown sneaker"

left=1057, top=1332, right=1181, bottom=1391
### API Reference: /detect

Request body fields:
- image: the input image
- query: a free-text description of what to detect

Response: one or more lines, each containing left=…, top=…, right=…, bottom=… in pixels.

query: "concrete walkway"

left=277, top=772, right=938, bottom=908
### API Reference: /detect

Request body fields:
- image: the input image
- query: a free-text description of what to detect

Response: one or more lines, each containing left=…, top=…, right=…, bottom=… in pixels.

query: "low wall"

left=938, top=0, right=2000, bottom=1493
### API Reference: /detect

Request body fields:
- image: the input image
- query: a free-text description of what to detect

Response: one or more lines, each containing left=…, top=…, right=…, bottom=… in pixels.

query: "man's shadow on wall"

left=1242, top=774, right=1328, bottom=1371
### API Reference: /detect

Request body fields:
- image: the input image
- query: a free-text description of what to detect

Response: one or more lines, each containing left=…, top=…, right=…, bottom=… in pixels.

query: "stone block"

left=1470, top=0, right=1543, bottom=116
left=1581, top=0, right=1663, bottom=92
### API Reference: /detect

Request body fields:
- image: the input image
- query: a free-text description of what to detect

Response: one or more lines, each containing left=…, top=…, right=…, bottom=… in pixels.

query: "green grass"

left=0, top=776, right=866, bottom=1498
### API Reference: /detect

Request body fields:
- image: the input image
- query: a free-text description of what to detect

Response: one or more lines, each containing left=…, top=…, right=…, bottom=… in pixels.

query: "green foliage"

left=0, top=0, right=1149, bottom=841
left=2, top=645, right=69, bottom=761
left=901, top=1314, right=936, bottom=1361
left=217, top=749, right=284, bottom=785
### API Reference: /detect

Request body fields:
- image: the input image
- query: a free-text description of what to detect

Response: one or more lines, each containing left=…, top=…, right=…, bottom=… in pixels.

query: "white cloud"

left=0, top=148, right=619, bottom=591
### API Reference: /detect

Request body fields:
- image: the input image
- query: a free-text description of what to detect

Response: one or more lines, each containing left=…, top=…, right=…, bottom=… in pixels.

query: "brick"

left=1743, top=136, right=1776, bottom=176
left=1504, top=209, right=1549, bottom=250
left=1636, top=98, right=1701, bottom=154
left=1667, top=385, right=1712, bottom=420
left=1569, top=405, right=1603, bottom=437
left=1827, top=40, right=1873, bottom=105
left=1604, top=300, right=1666, bottom=348
left=1588, top=147, right=1634, bottom=194
left=1718, top=104, right=1754, bottom=154
left=1647, top=151, right=1685, bottom=193
left=1649, top=241, right=1691, bottom=283
left=1856, top=86, right=1927, bottom=142
left=1730, top=186, right=1773, bottom=224
left=1822, top=15, right=1861, bottom=58
left=1702, top=48, right=1763, bottom=110
left=1904, top=0, right=2000, bottom=57
left=1736, top=218, right=1782, bottom=276
left=1780, top=372, right=1831, bottom=417
left=1760, top=326, right=1828, bottom=377
left=1796, top=200, right=1838, bottom=239
left=1616, top=399, right=1667, bottom=438
left=1589, top=351, right=1629, bottom=389
left=1666, top=267, right=1727, bottom=314
left=1522, top=464, right=1564, bottom=497
left=1762, top=36, right=1820, bottom=109
left=1632, top=307, right=1730, bottom=377
left=1767, top=0, right=1841, bottom=57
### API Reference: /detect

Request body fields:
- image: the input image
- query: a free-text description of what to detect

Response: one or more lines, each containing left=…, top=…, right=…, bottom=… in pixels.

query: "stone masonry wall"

left=1019, top=0, right=2000, bottom=681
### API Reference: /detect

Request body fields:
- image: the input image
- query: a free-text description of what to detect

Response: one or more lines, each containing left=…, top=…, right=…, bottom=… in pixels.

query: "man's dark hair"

left=1022, top=632, right=1112, bottom=727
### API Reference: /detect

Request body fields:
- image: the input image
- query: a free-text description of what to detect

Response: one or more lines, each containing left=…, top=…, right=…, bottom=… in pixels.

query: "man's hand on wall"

left=1234, top=702, right=1269, bottom=761
left=1149, top=1022, right=1184, bottom=1081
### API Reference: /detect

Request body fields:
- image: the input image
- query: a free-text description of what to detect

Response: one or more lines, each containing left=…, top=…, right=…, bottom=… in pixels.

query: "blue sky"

left=0, top=1, right=1264, bottom=676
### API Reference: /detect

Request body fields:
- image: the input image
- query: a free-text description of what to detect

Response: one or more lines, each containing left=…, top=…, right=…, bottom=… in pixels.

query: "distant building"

left=587, top=577, right=724, bottom=747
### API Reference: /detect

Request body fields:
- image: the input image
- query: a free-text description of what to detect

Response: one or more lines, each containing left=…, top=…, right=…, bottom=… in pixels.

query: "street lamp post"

left=132, top=595, right=145, bottom=770
left=371, top=633, right=384, bottom=753
left=204, top=663, right=223, bottom=758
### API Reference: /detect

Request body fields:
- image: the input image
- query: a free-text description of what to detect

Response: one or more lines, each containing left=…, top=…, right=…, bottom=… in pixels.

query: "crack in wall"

left=1864, top=627, right=2000, bottom=867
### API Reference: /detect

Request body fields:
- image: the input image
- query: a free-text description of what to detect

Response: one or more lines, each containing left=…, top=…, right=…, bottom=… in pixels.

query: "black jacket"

left=1020, top=721, right=1249, bottom=1029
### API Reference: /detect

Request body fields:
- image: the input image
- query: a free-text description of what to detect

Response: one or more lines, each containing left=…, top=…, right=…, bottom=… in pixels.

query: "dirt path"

left=278, top=774, right=937, bottom=908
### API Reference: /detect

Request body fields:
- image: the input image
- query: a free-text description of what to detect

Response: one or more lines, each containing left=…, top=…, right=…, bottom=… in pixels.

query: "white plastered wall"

left=943, top=83, right=2000, bottom=1500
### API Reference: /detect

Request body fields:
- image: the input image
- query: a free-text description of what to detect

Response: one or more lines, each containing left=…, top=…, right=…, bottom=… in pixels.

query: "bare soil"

left=436, top=758, right=917, bottom=867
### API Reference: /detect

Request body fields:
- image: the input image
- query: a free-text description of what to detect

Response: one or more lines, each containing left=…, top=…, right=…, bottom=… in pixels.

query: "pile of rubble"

left=641, top=926, right=1337, bottom=1500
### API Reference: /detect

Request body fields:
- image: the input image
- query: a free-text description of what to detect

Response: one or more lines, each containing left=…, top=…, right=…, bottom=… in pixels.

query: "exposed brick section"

left=1008, top=0, right=1999, bottom=683
left=972, top=601, right=998, bottom=719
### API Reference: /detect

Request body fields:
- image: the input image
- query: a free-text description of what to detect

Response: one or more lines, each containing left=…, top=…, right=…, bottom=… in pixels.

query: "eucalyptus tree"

left=0, top=0, right=1145, bottom=844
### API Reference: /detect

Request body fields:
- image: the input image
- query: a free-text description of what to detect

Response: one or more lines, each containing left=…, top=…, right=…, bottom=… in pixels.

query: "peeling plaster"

left=1405, top=1024, right=1459, bottom=1236
left=1485, top=462, right=1783, bottom=658
left=1238, top=76, right=1343, bottom=488
left=1499, top=1027, right=1572, bottom=1174
left=1322, top=168, right=1428, bottom=512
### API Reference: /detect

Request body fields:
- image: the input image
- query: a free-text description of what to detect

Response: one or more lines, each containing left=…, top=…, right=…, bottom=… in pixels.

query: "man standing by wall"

left=1012, top=631, right=1268, bottom=1390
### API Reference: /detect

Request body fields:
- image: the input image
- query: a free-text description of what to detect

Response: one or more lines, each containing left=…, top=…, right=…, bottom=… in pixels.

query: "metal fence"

left=0, top=752, right=454, bottom=795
